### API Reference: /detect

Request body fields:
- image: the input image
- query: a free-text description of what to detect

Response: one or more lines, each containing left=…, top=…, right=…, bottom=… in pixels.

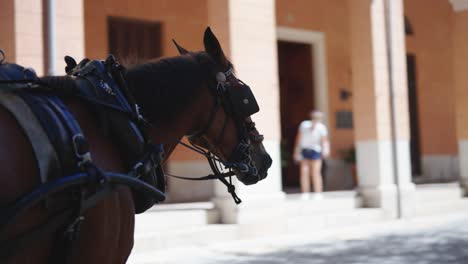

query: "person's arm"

left=293, top=129, right=302, bottom=162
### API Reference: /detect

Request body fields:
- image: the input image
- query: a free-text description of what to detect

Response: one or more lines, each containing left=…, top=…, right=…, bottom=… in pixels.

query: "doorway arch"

left=277, top=27, right=329, bottom=126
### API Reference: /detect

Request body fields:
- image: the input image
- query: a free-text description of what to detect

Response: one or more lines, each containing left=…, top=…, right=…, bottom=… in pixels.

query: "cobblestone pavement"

left=134, top=214, right=468, bottom=264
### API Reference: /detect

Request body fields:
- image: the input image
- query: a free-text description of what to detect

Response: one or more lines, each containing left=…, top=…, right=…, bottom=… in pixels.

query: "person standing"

left=293, top=110, right=330, bottom=199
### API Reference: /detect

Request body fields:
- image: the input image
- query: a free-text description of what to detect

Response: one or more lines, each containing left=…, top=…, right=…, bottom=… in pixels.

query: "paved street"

left=131, top=213, right=468, bottom=264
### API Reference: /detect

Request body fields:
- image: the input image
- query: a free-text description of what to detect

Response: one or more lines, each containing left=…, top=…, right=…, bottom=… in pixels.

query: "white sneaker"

left=300, top=193, right=310, bottom=200
left=313, top=193, right=324, bottom=200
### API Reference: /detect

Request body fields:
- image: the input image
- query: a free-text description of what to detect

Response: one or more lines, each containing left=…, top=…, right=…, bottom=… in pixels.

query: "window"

left=108, top=17, right=162, bottom=61
left=405, top=16, right=414, bottom=36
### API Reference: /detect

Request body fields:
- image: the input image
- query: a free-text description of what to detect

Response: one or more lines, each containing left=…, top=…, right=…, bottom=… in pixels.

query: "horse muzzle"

left=233, top=152, right=272, bottom=185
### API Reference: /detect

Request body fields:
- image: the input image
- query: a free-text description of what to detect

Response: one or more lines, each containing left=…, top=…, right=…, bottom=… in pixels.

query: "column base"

left=399, top=182, right=416, bottom=218
left=212, top=191, right=286, bottom=224
left=460, top=178, right=468, bottom=197
left=359, top=182, right=415, bottom=218
left=458, top=140, right=468, bottom=197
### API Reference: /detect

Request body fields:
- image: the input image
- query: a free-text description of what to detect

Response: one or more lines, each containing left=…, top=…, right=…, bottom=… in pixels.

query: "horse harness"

left=0, top=54, right=166, bottom=262
left=63, top=56, right=166, bottom=213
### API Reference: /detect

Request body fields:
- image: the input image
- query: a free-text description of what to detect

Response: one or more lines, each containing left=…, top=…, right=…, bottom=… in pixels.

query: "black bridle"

left=171, top=67, right=264, bottom=204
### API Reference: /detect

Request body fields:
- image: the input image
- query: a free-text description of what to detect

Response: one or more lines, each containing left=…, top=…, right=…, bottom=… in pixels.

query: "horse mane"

left=125, top=52, right=216, bottom=125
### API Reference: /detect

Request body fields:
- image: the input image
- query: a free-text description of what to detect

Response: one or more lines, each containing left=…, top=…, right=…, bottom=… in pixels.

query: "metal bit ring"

left=0, top=49, right=5, bottom=64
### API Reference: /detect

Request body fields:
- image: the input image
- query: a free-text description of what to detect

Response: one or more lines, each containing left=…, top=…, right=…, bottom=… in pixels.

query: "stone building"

left=2, top=0, right=468, bottom=223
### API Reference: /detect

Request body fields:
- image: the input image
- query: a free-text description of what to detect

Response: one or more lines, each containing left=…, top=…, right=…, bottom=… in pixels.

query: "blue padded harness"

left=0, top=53, right=166, bottom=262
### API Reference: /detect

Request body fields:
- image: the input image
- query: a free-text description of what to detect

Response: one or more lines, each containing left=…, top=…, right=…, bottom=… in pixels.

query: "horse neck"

left=146, top=117, right=193, bottom=160
left=126, top=55, right=215, bottom=159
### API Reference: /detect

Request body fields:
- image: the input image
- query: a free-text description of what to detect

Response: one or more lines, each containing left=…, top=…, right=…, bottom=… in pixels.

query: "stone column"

left=0, top=0, right=44, bottom=75
left=49, top=0, right=85, bottom=74
left=451, top=0, right=468, bottom=196
left=208, top=0, right=286, bottom=224
left=386, top=0, right=416, bottom=217
left=349, top=0, right=415, bottom=217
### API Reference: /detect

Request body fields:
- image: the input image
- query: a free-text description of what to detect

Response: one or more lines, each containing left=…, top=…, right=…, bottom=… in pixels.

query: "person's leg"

left=300, top=160, right=311, bottom=193
left=311, top=159, right=323, bottom=193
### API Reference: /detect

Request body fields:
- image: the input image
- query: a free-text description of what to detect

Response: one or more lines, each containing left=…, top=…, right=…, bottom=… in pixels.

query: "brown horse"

left=0, top=27, right=271, bottom=263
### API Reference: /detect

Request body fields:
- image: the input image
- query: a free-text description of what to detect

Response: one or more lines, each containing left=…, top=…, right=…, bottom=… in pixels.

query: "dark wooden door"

left=277, top=41, right=314, bottom=188
left=407, top=54, right=422, bottom=176
left=108, top=17, right=162, bottom=61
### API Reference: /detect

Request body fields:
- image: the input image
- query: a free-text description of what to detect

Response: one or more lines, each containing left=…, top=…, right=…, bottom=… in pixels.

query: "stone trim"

left=450, top=0, right=468, bottom=12
left=276, top=27, right=330, bottom=129
left=458, top=140, right=468, bottom=196
left=356, top=139, right=415, bottom=217
left=418, top=155, right=459, bottom=183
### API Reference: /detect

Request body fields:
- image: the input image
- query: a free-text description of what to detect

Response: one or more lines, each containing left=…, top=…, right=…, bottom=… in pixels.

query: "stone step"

left=284, top=191, right=360, bottom=215
left=130, top=207, right=386, bottom=261
left=129, top=224, right=238, bottom=260
left=412, top=198, right=468, bottom=217
left=414, top=183, right=462, bottom=204
left=133, top=191, right=360, bottom=236
left=226, top=191, right=361, bottom=225
left=134, top=202, right=218, bottom=234
left=287, top=208, right=386, bottom=234
left=233, top=208, right=383, bottom=240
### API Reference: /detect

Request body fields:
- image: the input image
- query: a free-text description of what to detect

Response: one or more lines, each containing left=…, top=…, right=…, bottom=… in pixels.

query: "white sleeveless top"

left=298, top=120, right=328, bottom=152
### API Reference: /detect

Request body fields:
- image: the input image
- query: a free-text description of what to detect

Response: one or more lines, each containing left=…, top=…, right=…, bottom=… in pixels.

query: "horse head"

left=173, top=27, right=272, bottom=185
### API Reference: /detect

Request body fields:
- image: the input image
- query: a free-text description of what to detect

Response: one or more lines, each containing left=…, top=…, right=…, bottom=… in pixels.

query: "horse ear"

left=203, top=27, right=227, bottom=65
left=172, top=39, right=188, bottom=55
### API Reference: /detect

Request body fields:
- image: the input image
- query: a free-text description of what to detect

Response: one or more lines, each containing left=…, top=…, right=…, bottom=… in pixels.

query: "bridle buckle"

left=72, top=134, right=92, bottom=168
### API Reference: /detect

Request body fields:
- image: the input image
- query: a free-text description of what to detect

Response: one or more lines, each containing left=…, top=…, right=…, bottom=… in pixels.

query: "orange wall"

left=453, top=10, right=468, bottom=139
left=276, top=0, right=354, bottom=157
left=0, top=0, right=15, bottom=61
left=84, top=0, right=210, bottom=161
left=84, top=0, right=209, bottom=59
left=405, top=0, right=457, bottom=155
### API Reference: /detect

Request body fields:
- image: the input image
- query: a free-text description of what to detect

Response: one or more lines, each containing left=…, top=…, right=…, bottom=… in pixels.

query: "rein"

left=169, top=141, right=242, bottom=204
left=0, top=170, right=165, bottom=261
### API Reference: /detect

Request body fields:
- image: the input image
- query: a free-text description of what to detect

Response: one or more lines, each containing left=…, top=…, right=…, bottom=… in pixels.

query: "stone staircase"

left=132, top=202, right=227, bottom=254
left=134, top=202, right=219, bottom=234
left=284, top=192, right=386, bottom=233
left=129, top=202, right=237, bottom=262
left=412, top=182, right=468, bottom=217
left=128, top=185, right=468, bottom=263
left=129, top=191, right=388, bottom=261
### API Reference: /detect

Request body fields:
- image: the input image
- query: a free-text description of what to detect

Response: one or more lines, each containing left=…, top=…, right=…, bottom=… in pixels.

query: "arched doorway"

left=277, top=27, right=329, bottom=192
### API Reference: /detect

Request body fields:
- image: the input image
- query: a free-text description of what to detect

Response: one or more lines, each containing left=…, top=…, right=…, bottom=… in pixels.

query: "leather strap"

left=0, top=208, right=74, bottom=262
left=0, top=91, right=60, bottom=183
